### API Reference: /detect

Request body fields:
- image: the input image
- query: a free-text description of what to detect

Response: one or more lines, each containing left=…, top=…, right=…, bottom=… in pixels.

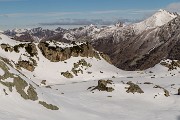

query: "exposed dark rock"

left=144, top=82, right=153, bottom=84
left=0, top=59, right=39, bottom=100
left=153, top=85, right=170, bottom=97
left=61, top=71, right=74, bottom=78
left=39, top=101, right=59, bottom=110
left=13, top=44, right=25, bottom=53
left=90, top=79, right=114, bottom=92
left=27, top=84, right=38, bottom=101
left=38, top=41, right=102, bottom=62
left=3, top=89, right=8, bottom=95
left=178, top=88, right=180, bottom=95
left=25, top=43, right=38, bottom=57
left=18, top=60, right=35, bottom=72
left=160, top=60, right=180, bottom=71
left=41, top=80, right=46, bottom=85
left=1, top=43, right=13, bottom=52
left=125, top=81, right=144, bottom=94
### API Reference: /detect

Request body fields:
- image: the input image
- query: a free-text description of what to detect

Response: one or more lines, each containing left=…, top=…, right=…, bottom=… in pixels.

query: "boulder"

left=178, top=88, right=180, bottom=95
left=90, top=79, right=114, bottom=92
left=61, top=71, right=74, bottom=78
left=125, top=81, right=144, bottom=94
left=18, top=60, right=35, bottom=72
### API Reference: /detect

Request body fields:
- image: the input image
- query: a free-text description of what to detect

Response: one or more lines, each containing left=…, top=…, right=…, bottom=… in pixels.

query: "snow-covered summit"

left=133, top=9, right=178, bottom=34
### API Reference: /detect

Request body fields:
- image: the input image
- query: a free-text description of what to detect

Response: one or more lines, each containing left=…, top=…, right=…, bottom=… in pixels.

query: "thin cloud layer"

left=0, top=9, right=156, bottom=18
left=39, top=18, right=140, bottom=26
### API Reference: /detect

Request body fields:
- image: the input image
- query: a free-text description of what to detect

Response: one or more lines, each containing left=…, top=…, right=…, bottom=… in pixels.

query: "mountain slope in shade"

left=109, top=16, right=180, bottom=70
left=91, top=10, right=180, bottom=70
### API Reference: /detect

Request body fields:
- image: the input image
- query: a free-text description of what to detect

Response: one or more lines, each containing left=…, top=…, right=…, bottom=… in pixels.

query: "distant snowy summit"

left=132, top=9, right=178, bottom=34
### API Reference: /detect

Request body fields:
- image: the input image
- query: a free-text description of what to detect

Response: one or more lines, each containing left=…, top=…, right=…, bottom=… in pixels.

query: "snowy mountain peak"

left=144, top=9, right=177, bottom=26
left=158, top=9, right=165, bottom=12
left=132, top=9, right=177, bottom=34
left=156, top=9, right=177, bottom=18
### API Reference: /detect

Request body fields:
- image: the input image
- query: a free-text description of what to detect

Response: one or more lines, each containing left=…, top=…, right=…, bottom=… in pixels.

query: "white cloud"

left=0, top=9, right=156, bottom=18
left=0, top=12, right=82, bottom=17
left=91, top=9, right=156, bottom=15
left=166, top=2, right=180, bottom=12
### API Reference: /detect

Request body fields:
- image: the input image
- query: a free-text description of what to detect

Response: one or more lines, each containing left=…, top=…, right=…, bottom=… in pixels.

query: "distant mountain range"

left=3, top=9, right=180, bottom=70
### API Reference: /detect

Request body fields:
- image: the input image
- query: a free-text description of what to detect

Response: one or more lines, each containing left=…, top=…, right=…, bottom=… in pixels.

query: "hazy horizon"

left=0, top=0, right=180, bottom=30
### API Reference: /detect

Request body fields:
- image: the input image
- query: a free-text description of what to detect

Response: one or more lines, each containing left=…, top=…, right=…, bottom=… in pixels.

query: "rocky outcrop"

left=0, top=59, right=38, bottom=101
left=17, top=60, right=35, bottom=72
left=178, top=88, right=180, bottom=95
left=39, top=101, right=59, bottom=110
left=61, top=71, right=74, bottom=78
left=89, top=79, right=114, bottom=92
left=1, top=43, right=38, bottom=57
left=125, top=81, right=144, bottom=94
left=38, top=41, right=101, bottom=62
left=153, top=85, right=170, bottom=97
left=24, top=43, right=38, bottom=57
left=160, top=60, right=180, bottom=71
left=61, top=59, right=92, bottom=78
left=1, top=43, right=13, bottom=52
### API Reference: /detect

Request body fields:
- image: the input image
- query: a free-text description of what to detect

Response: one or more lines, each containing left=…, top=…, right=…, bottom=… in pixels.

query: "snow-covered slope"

left=133, top=9, right=177, bottom=34
left=0, top=33, right=123, bottom=85
left=0, top=45, right=180, bottom=120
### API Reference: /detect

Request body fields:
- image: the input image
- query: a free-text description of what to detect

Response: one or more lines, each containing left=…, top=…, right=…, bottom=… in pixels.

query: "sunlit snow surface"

left=0, top=33, right=180, bottom=120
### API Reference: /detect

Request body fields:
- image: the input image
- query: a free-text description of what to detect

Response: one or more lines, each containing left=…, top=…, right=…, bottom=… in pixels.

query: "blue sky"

left=0, top=0, right=180, bottom=30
